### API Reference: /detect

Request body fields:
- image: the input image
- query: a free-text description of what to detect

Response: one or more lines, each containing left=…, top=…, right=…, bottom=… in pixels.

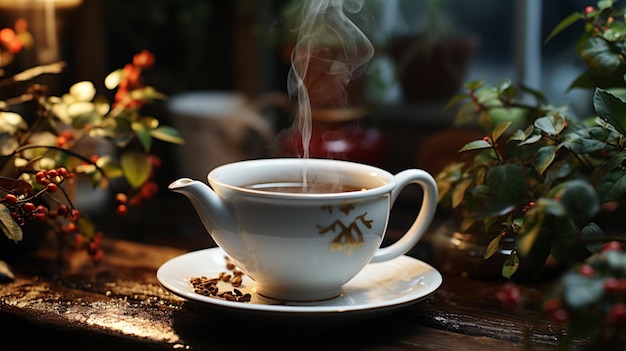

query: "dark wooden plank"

left=0, top=236, right=585, bottom=350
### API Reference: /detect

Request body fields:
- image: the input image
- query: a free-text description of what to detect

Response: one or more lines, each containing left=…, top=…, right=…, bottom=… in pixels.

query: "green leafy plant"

left=438, top=0, right=626, bottom=279
left=0, top=21, right=183, bottom=267
left=437, top=1, right=626, bottom=348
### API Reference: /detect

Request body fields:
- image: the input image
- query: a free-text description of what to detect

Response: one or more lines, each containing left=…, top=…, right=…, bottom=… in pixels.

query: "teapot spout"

left=168, top=178, right=237, bottom=237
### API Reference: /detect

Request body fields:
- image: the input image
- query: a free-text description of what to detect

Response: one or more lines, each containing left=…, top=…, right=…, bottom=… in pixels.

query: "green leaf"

left=580, top=38, right=624, bottom=80
left=597, top=0, right=615, bottom=10
left=104, top=69, right=123, bottom=90
left=596, top=171, right=626, bottom=202
left=69, top=81, right=96, bottom=102
left=502, top=251, right=519, bottom=279
left=120, top=150, right=152, bottom=189
left=517, top=209, right=544, bottom=257
left=495, top=79, right=513, bottom=94
left=594, top=88, right=626, bottom=136
left=459, top=140, right=492, bottom=152
left=452, top=178, right=472, bottom=208
left=0, top=112, right=26, bottom=134
left=568, top=71, right=597, bottom=90
left=485, top=163, right=524, bottom=203
left=491, top=121, right=512, bottom=142
left=76, top=215, right=96, bottom=237
left=98, top=157, right=124, bottom=179
left=551, top=217, right=590, bottom=262
left=136, top=129, right=153, bottom=152
left=130, top=87, right=167, bottom=101
left=544, top=12, right=581, bottom=44
left=605, top=251, right=626, bottom=273
left=534, top=146, right=556, bottom=174
left=475, top=202, right=515, bottom=220
left=552, top=113, right=567, bottom=134
left=562, top=272, right=604, bottom=309
left=445, top=92, right=468, bottom=109
left=581, top=222, right=606, bottom=253
left=464, top=80, right=484, bottom=91
left=0, top=205, right=22, bottom=243
left=561, top=138, right=608, bottom=154
left=150, top=126, right=185, bottom=144
left=534, top=115, right=557, bottom=135
left=536, top=198, right=567, bottom=217
left=508, top=129, right=528, bottom=142
left=485, top=234, right=502, bottom=259
left=518, top=133, right=542, bottom=146
left=554, top=180, right=600, bottom=222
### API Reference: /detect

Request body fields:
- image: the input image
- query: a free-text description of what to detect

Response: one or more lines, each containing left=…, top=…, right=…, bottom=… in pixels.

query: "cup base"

left=255, top=286, right=344, bottom=303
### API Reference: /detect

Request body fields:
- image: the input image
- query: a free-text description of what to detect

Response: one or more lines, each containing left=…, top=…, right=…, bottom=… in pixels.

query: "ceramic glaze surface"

left=169, top=158, right=437, bottom=301
left=156, top=247, right=443, bottom=324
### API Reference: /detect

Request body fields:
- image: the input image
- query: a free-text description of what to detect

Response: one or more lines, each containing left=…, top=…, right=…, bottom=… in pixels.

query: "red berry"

left=0, top=28, right=15, bottom=45
left=602, top=241, right=623, bottom=252
left=57, top=167, right=68, bottom=177
left=605, top=303, right=626, bottom=326
left=122, top=63, right=140, bottom=85
left=496, top=282, right=522, bottom=305
left=36, top=170, right=48, bottom=184
left=91, top=249, right=104, bottom=264
left=68, top=209, right=80, bottom=220
left=116, top=204, right=128, bottom=216
left=60, top=224, right=73, bottom=235
left=56, top=135, right=67, bottom=147
left=140, top=181, right=158, bottom=199
left=133, top=50, right=154, bottom=69
left=92, top=231, right=103, bottom=245
left=23, top=202, right=36, bottom=212
left=148, top=155, right=162, bottom=168
left=47, top=169, right=57, bottom=178
left=115, top=193, right=128, bottom=204
left=129, top=195, right=142, bottom=207
left=605, top=277, right=621, bottom=293
left=550, top=308, right=568, bottom=323
left=14, top=18, right=27, bottom=32
left=584, top=6, right=594, bottom=14
left=46, top=183, right=58, bottom=193
left=66, top=222, right=77, bottom=232
left=578, top=264, right=595, bottom=277
left=57, top=204, right=69, bottom=216
left=543, top=298, right=563, bottom=313
left=3, top=194, right=17, bottom=205
left=87, top=241, right=99, bottom=256
left=33, top=212, right=46, bottom=222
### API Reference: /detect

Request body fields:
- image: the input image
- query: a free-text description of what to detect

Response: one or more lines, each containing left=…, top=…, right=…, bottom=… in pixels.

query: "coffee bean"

left=189, top=256, right=250, bottom=302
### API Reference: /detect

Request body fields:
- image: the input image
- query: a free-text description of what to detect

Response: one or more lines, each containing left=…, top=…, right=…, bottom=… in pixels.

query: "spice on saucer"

left=189, top=256, right=251, bottom=303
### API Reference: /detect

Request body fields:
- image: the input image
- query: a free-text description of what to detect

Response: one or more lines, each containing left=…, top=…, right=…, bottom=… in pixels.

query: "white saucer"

left=156, top=247, right=443, bottom=325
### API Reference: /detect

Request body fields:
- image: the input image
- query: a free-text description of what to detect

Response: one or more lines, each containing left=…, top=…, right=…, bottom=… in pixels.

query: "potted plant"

left=434, top=1, right=626, bottom=348
left=387, top=0, right=480, bottom=102
left=0, top=19, right=183, bottom=278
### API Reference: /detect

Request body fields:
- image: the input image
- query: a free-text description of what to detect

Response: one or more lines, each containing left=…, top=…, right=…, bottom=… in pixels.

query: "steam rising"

left=287, top=0, right=375, bottom=159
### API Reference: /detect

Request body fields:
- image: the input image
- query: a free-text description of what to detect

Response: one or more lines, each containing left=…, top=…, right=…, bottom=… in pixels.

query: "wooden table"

left=0, top=193, right=586, bottom=350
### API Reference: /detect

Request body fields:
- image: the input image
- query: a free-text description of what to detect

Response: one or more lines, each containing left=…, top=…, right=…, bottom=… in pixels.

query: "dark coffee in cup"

left=245, top=182, right=365, bottom=194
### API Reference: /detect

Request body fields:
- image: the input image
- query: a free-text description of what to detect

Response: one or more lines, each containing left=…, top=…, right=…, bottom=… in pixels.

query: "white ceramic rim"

left=207, top=158, right=395, bottom=199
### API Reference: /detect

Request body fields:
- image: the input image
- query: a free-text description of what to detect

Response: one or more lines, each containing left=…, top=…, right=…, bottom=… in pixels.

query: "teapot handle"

left=370, top=169, right=438, bottom=263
